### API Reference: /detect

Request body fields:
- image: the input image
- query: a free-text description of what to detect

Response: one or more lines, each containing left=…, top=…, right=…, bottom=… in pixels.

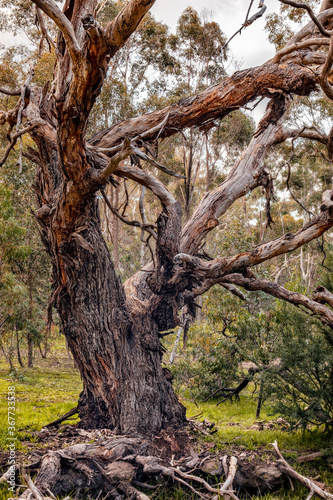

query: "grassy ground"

left=0, top=337, right=332, bottom=499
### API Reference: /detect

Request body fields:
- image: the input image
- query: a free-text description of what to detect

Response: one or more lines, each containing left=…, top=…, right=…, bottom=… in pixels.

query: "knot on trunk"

left=320, top=189, right=333, bottom=211
left=82, top=14, right=96, bottom=31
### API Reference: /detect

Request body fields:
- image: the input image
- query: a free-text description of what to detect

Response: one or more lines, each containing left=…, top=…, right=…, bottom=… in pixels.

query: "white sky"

left=151, top=0, right=281, bottom=69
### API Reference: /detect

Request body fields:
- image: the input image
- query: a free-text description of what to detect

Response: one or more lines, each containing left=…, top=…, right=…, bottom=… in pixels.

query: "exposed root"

left=3, top=431, right=332, bottom=500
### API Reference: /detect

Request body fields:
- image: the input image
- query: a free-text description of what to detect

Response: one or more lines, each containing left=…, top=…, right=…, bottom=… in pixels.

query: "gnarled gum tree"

left=2, top=0, right=333, bottom=438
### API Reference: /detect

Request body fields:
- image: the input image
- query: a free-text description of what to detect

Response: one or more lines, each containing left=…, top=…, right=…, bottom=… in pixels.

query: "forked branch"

left=30, top=0, right=81, bottom=62
left=278, top=0, right=332, bottom=37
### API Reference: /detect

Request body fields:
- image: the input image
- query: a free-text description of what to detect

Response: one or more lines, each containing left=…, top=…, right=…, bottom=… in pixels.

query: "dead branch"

left=35, top=5, right=55, bottom=57
left=220, top=274, right=333, bottom=327
left=0, top=87, right=21, bottom=96
left=22, top=471, right=45, bottom=500
left=115, top=163, right=176, bottom=207
left=0, top=121, right=46, bottom=167
left=216, top=369, right=259, bottom=405
left=313, top=286, right=333, bottom=308
left=278, top=0, right=332, bottom=37
left=106, top=0, right=156, bottom=52
left=130, top=146, right=187, bottom=179
left=101, top=187, right=157, bottom=239
left=220, top=283, right=246, bottom=301
left=271, top=441, right=333, bottom=499
left=273, top=37, right=330, bottom=62
left=176, top=200, right=333, bottom=296
left=297, top=451, right=326, bottom=463
left=44, top=406, right=79, bottom=428
left=215, top=456, right=238, bottom=498
left=30, top=0, right=81, bottom=62
left=222, top=1, right=267, bottom=51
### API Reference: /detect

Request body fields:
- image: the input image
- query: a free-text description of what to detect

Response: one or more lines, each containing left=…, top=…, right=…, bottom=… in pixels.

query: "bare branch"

left=175, top=198, right=333, bottom=294
left=313, top=285, right=333, bottom=308
left=89, top=63, right=316, bottom=150
left=273, top=37, right=330, bottom=62
left=221, top=283, right=246, bottom=301
left=101, top=187, right=157, bottom=239
left=91, top=139, right=133, bottom=184
left=0, top=121, right=46, bottom=167
left=30, top=0, right=81, bottom=62
left=106, top=0, right=156, bottom=53
left=35, top=5, right=55, bottom=57
left=220, top=274, right=333, bottom=327
left=222, top=1, right=267, bottom=51
left=0, top=87, right=21, bottom=96
left=115, top=163, right=176, bottom=207
left=131, top=146, right=187, bottom=179
left=278, top=0, right=332, bottom=37
left=271, top=441, right=333, bottom=499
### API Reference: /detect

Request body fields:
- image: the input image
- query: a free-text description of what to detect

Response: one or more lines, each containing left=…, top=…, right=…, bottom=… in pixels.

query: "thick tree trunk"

left=53, top=199, right=185, bottom=434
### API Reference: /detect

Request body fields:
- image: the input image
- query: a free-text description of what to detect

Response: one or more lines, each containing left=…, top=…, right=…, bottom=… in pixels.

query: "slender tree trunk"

left=256, top=378, right=264, bottom=419
left=27, top=333, right=33, bottom=368
left=15, top=324, right=24, bottom=367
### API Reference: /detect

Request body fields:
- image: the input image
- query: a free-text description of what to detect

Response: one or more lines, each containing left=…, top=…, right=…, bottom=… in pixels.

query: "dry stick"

left=271, top=441, right=333, bottom=499
left=175, top=466, right=220, bottom=493
left=297, top=451, right=326, bottom=463
left=44, top=406, right=78, bottom=428
left=101, top=188, right=157, bottom=239
left=222, top=0, right=267, bottom=51
left=0, top=124, right=39, bottom=167
left=173, top=467, right=238, bottom=499
left=22, top=471, right=45, bottom=500
left=219, top=456, right=238, bottom=494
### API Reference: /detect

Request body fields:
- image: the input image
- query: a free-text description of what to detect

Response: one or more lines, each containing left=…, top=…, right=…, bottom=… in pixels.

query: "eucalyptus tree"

left=1, top=0, right=333, bottom=440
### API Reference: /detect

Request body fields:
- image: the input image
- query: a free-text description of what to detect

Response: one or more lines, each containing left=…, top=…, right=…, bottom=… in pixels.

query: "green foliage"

left=265, top=303, right=333, bottom=431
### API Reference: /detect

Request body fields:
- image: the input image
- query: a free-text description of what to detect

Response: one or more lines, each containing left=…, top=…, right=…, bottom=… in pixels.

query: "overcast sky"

left=151, top=0, right=281, bottom=69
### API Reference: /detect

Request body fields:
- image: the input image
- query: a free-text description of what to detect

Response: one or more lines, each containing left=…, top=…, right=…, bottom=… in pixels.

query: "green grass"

left=185, top=396, right=332, bottom=453
left=0, top=338, right=332, bottom=499
left=0, top=336, right=82, bottom=452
